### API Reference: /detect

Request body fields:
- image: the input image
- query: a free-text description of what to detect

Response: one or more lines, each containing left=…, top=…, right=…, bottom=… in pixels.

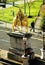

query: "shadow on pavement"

left=29, top=57, right=45, bottom=65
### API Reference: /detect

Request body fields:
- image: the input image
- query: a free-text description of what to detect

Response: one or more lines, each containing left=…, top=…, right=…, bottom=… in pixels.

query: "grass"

left=0, top=0, right=43, bottom=26
left=0, top=7, right=19, bottom=23
left=7, top=0, right=20, bottom=2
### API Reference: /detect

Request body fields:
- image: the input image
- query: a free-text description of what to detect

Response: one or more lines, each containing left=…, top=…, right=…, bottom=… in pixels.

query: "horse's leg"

left=25, top=26, right=28, bottom=32
left=12, top=20, right=16, bottom=32
left=16, top=21, right=22, bottom=32
left=12, top=24, right=15, bottom=32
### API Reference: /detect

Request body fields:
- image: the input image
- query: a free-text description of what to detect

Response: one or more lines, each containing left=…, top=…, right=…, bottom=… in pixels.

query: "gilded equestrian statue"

left=12, top=8, right=29, bottom=32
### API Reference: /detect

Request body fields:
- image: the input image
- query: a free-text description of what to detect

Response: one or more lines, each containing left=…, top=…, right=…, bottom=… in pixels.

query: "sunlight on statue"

left=12, top=8, right=29, bottom=33
left=22, top=14, right=28, bottom=32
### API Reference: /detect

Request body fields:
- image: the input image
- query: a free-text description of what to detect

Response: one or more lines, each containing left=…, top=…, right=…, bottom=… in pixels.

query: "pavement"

left=0, top=21, right=12, bottom=29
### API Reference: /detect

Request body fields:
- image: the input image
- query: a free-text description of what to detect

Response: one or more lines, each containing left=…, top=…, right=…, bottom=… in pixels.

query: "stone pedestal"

left=7, top=32, right=32, bottom=63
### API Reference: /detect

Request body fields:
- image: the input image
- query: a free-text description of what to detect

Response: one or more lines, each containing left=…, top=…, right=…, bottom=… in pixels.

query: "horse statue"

left=12, top=8, right=29, bottom=32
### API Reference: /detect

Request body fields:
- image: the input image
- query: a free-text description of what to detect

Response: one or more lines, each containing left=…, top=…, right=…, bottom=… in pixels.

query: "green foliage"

left=0, top=6, right=19, bottom=23
left=0, top=0, right=43, bottom=26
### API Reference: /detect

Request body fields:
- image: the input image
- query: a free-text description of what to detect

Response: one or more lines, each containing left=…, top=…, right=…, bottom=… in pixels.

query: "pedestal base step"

left=9, top=47, right=24, bottom=55
left=0, top=58, right=21, bottom=65
left=8, top=52, right=23, bottom=63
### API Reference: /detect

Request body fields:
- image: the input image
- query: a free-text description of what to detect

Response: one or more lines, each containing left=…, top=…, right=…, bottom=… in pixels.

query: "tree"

left=43, top=0, right=45, bottom=4
left=27, top=0, right=35, bottom=18
left=40, top=5, right=45, bottom=31
left=40, top=5, right=45, bottom=16
left=13, top=0, right=15, bottom=6
left=40, top=4, right=45, bottom=50
left=24, top=0, right=26, bottom=14
left=41, top=16, right=45, bottom=32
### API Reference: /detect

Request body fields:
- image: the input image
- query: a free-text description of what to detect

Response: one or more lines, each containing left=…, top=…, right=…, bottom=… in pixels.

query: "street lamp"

left=27, top=0, right=33, bottom=18
left=24, top=0, right=26, bottom=14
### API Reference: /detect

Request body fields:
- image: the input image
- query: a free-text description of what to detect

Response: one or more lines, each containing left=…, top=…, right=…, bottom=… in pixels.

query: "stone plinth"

left=7, top=32, right=32, bottom=62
